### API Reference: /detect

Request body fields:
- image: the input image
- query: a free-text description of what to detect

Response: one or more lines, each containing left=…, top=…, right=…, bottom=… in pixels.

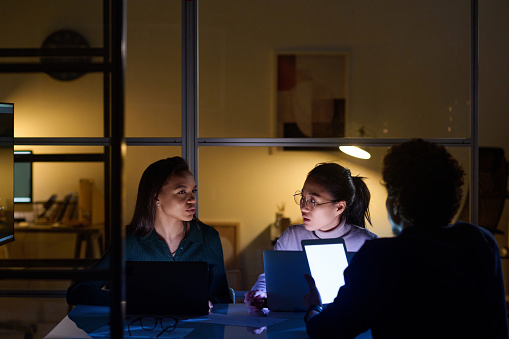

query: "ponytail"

left=307, top=163, right=372, bottom=228
left=346, top=176, right=371, bottom=228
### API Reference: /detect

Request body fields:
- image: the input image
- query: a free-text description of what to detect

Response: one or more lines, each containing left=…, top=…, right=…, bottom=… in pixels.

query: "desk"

left=45, top=304, right=307, bottom=338
left=45, top=304, right=372, bottom=338
left=15, top=224, right=103, bottom=259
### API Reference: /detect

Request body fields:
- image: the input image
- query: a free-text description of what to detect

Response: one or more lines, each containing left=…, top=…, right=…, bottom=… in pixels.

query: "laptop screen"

left=302, top=238, right=349, bottom=304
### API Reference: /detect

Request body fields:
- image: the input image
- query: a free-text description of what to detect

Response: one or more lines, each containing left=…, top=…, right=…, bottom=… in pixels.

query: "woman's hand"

left=244, top=290, right=267, bottom=312
left=303, top=274, right=322, bottom=309
left=208, top=300, right=213, bottom=313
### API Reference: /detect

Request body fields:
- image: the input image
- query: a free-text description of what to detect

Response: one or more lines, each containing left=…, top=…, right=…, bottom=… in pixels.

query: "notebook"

left=263, top=250, right=311, bottom=312
left=301, top=238, right=350, bottom=304
left=125, top=261, right=210, bottom=315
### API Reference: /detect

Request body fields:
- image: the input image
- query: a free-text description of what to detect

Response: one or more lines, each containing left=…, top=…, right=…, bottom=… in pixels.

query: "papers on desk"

left=89, top=325, right=194, bottom=338
left=182, top=313, right=286, bottom=327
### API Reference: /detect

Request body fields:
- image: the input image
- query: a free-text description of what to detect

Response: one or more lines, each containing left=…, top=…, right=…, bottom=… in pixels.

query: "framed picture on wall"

left=276, top=52, right=348, bottom=145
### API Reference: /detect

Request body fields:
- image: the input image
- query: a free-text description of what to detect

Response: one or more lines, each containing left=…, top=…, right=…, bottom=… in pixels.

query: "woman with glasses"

left=67, top=157, right=232, bottom=309
left=244, top=162, right=377, bottom=312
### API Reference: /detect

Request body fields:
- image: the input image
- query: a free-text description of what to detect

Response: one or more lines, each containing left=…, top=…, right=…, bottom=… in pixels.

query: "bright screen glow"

left=304, top=243, right=349, bottom=304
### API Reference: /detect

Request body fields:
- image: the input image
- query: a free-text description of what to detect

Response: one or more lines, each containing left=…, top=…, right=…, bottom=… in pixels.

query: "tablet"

left=301, top=238, right=349, bottom=304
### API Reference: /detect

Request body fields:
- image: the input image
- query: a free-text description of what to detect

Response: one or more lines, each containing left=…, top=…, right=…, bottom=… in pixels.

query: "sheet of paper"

left=89, top=325, right=194, bottom=338
left=182, top=313, right=286, bottom=327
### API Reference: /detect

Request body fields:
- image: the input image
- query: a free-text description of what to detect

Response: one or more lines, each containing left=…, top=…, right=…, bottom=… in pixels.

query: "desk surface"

left=44, top=303, right=309, bottom=339
left=45, top=303, right=372, bottom=339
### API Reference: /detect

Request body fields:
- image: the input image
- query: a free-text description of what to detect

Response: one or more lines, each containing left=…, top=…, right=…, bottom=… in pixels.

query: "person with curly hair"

left=304, top=139, right=508, bottom=338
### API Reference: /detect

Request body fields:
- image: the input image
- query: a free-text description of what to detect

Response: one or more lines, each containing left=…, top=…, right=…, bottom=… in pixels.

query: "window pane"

left=199, top=0, right=471, bottom=139
left=0, top=0, right=103, bottom=50
left=198, top=146, right=470, bottom=290
left=9, top=146, right=105, bottom=260
left=2, top=74, right=105, bottom=137
left=0, top=1, right=105, bottom=138
left=125, top=0, right=182, bottom=137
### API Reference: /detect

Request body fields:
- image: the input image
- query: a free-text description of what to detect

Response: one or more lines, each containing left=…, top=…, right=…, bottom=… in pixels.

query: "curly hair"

left=382, top=139, right=465, bottom=227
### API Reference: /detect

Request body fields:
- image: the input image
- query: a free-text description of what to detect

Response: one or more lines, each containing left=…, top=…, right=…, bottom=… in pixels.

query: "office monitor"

left=14, top=150, right=33, bottom=203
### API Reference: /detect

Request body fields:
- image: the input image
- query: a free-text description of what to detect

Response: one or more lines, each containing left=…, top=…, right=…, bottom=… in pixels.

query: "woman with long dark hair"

left=67, top=157, right=231, bottom=307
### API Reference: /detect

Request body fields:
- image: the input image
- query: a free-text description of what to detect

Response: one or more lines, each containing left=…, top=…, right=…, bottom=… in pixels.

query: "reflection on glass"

left=276, top=53, right=347, bottom=139
left=199, top=1, right=470, bottom=138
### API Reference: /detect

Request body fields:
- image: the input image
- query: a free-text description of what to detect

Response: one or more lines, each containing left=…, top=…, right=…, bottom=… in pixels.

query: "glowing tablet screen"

left=303, top=240, right=349, bottom=304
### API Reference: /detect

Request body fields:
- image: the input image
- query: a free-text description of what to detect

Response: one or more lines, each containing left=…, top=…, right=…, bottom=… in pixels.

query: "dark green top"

left=66, top=220, right=232, bottom=306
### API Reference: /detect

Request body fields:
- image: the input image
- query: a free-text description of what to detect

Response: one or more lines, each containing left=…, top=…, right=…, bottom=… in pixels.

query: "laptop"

left=125, top=261, right=210, bottom=315
left=301, top=238, right=350, bottom=304
left=263, top=250, right=311, bottom=312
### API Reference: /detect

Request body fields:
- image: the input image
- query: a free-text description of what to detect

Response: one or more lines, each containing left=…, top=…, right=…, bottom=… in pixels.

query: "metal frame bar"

left=14, top=153, right=105, bottom=162
left=182, top=0, right=199, bottom=218
left=197, top=138, right=474, bottom=148
left=0, top=63, right=111, bottom=73
left=0, top=48, right=104, bottom=57
left=103, top=0, right=112, bottom=250
left=470, top=0, right=479, bottom=225
left=109, top=0, right=127, bottom=336
left=182, top=0, right=199, bottom=177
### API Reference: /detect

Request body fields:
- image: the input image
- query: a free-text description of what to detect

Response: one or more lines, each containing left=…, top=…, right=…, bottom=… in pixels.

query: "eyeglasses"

left=293, top=191, right=337, bottom=210
left=128, top=316, right=178, bottom=338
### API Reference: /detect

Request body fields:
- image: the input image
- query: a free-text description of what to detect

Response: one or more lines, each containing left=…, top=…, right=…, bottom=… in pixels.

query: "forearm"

left=66, top=281, right=111, bottom=306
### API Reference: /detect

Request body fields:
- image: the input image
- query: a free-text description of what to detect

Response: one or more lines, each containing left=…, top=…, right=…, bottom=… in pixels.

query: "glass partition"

left=125, top=0, right=182, bottom=137
left=198, top=0, right=471, bottom=139
left=0, top=74, right=104, bottom=137
left=198, top=145, right=471, bottom=290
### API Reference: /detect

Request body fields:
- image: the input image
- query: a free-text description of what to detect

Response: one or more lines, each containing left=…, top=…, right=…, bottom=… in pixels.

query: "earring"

left=157, top=203, right=160, bottom=208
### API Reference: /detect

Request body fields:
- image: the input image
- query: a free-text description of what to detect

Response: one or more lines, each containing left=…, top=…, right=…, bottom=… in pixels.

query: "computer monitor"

left=0, top=102, right=14, bottom=246
left=14, top=151, right=33, bottom=203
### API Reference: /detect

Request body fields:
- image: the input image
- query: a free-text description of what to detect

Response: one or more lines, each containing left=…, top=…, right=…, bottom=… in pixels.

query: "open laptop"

left=125, top=261, right=209, bottom=315
left=301, top=238, right=350, bottom=304
left=263, top=250, right=311, bottom=312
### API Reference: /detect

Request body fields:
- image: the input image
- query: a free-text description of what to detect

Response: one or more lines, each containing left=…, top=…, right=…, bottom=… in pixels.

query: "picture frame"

left=275, top=52, right=348, bottom=146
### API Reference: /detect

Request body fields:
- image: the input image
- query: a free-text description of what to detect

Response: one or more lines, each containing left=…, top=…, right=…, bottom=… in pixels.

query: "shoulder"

left=284, top=223, right=308, bottom=234
left=347, top=224, right=378, bottom=240
left=125, top=232, right=146, bottom=247
left=450, top=221, right=494, bottom=238
left=276, top=224, right=315, bottom=251
left=280, top=224, right=314, bottom=240
left=192, top=220, right=221, bottom=243
left=194, top=220, right=219, bottom=234
left=341, top=223, right=378, bottom=252
left=448, top=221, right=500, bottom=254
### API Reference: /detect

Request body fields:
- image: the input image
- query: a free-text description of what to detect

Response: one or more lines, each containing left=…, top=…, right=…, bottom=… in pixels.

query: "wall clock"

left=40, top=30, right=92, bottom=81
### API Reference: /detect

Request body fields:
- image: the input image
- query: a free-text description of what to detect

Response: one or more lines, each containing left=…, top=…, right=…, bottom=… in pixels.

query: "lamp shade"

left=339, top=146, right=371, bottom=160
